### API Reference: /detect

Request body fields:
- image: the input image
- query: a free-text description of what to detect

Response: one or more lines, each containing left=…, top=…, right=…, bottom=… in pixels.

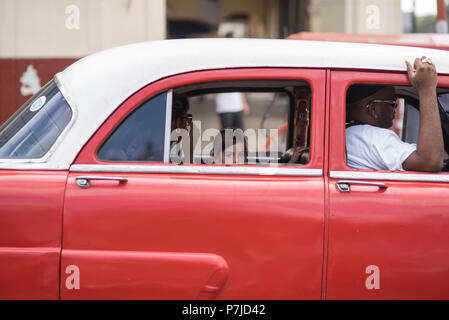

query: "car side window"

left=401, top=92, right=449, bottom=171
left=97, top=81, right=314, bottom=166
left=171, top=81, right=312, bottom=166
left=345, top=83, right=449, bottom=172
left=97, top=92, right=167, bottom=162
left=402, top=99, right=419, bottom=143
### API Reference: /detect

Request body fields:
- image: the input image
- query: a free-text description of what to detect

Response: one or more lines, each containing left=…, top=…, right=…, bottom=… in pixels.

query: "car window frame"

left=72, top=68, right=326, bottom=176
left=95, top=90, right=171, bottom=164
left=329, top=69, right=449, bottom=182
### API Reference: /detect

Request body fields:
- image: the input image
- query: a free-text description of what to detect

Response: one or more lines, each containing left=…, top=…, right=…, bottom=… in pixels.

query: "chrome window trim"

left=163, top=90, right=173, bottom=163
left=70, top=164, right=322, bottom=177
left=330, top=170, right=449, bottom=183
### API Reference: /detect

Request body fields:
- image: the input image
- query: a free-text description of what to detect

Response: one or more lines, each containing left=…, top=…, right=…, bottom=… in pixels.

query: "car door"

left=60, top=68, right=326, bottom=299
left=326, top=70, right=449, bottom=299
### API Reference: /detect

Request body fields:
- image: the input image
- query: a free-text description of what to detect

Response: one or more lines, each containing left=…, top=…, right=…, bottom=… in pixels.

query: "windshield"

left=0, top=80, right=72, bottom=159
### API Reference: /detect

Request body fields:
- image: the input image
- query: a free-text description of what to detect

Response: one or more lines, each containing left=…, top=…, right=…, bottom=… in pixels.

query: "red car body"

left=1, top=38, right=449, bottom=299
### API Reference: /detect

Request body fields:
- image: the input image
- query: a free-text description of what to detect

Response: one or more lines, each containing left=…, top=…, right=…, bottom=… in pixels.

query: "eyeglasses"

left=182, top=114, right=193, bottom=125
left=366, top=99, right=398, bottom=109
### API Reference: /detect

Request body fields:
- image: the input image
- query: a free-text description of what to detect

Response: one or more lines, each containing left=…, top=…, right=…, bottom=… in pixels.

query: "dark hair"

left=346, top=84, right=389, bottom=105
left=172, top=94, right=189, bottom=119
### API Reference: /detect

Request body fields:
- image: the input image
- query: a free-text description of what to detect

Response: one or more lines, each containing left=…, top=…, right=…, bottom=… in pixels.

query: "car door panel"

left=62, top=249, right=229, bottom=300
left=61, top=174, right=324, bottom=299
left=328, top=178, right=449, bottom=299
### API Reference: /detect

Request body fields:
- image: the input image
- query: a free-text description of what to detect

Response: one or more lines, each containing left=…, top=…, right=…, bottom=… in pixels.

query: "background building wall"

left=0, top=0, right=166, bottom=58
left=0, top=0, right=166, bottom=124
left=308, top=0, right=402, bottom=34
left=219, top=0, right=279, bottom=38
left=309, top=0, right=346, bottom=33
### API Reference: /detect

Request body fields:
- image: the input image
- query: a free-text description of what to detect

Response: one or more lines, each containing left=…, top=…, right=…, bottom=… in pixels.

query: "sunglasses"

left=366, top=99, right=398, bottom=109
left=182, top=114, right=193, bottom=124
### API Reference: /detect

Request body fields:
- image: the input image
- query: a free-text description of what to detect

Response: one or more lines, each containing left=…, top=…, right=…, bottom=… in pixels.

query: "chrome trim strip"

left=330, top=170, right=449, bottom=183
left=70, top=164, right=323, bottom=176
left=163, top=90, right=173, bottom=163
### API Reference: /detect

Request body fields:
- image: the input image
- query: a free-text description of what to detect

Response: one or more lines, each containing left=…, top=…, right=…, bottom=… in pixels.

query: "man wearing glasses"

left=345, top=56, right=444, bottom=172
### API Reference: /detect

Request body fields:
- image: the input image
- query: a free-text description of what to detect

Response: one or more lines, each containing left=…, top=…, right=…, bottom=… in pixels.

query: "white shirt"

left=216, top=93, right=244, bottom=113
left=346, top=124, right=417, bottom=171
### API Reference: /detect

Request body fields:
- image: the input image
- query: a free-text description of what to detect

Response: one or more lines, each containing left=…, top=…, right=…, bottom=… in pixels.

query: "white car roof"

left=4, top=38, right=449, bottom=170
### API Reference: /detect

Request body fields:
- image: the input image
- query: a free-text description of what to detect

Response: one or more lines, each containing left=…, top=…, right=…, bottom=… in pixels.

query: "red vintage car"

left=1, top=38, right=449, bottom=300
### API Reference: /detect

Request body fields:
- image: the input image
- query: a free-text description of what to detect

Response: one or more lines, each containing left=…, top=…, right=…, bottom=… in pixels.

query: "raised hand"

left=405, top=56, right=437, bottom=93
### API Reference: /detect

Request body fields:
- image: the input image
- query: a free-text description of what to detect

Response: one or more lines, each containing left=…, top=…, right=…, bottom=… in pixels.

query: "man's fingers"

left=405, top=60, right=415, bottom=81
left=414, top=57, right=420, bottom=69
left=405, top=60, right=413, bottom=75
left=407, top=56, right=438, bottom=91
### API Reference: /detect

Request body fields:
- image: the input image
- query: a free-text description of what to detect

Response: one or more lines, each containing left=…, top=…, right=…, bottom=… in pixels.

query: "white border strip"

left=163, top=90, right=173, bottom=163
left=330, top=170, right=449, bottom=183
left=70, top=164, right=322, bottom=177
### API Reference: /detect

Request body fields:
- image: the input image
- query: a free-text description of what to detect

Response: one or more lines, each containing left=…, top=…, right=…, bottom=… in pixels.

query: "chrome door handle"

left=76, top=176, right=128, bottom=188
left=336, top=180, right=388, bottom=193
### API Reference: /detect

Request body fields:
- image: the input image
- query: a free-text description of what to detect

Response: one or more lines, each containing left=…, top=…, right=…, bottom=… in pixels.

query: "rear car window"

left=95, top=81, right=312, bottom=166
left=0, top=81, right=72, bottom=159
left=97, top=92, right=167, bottom=162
